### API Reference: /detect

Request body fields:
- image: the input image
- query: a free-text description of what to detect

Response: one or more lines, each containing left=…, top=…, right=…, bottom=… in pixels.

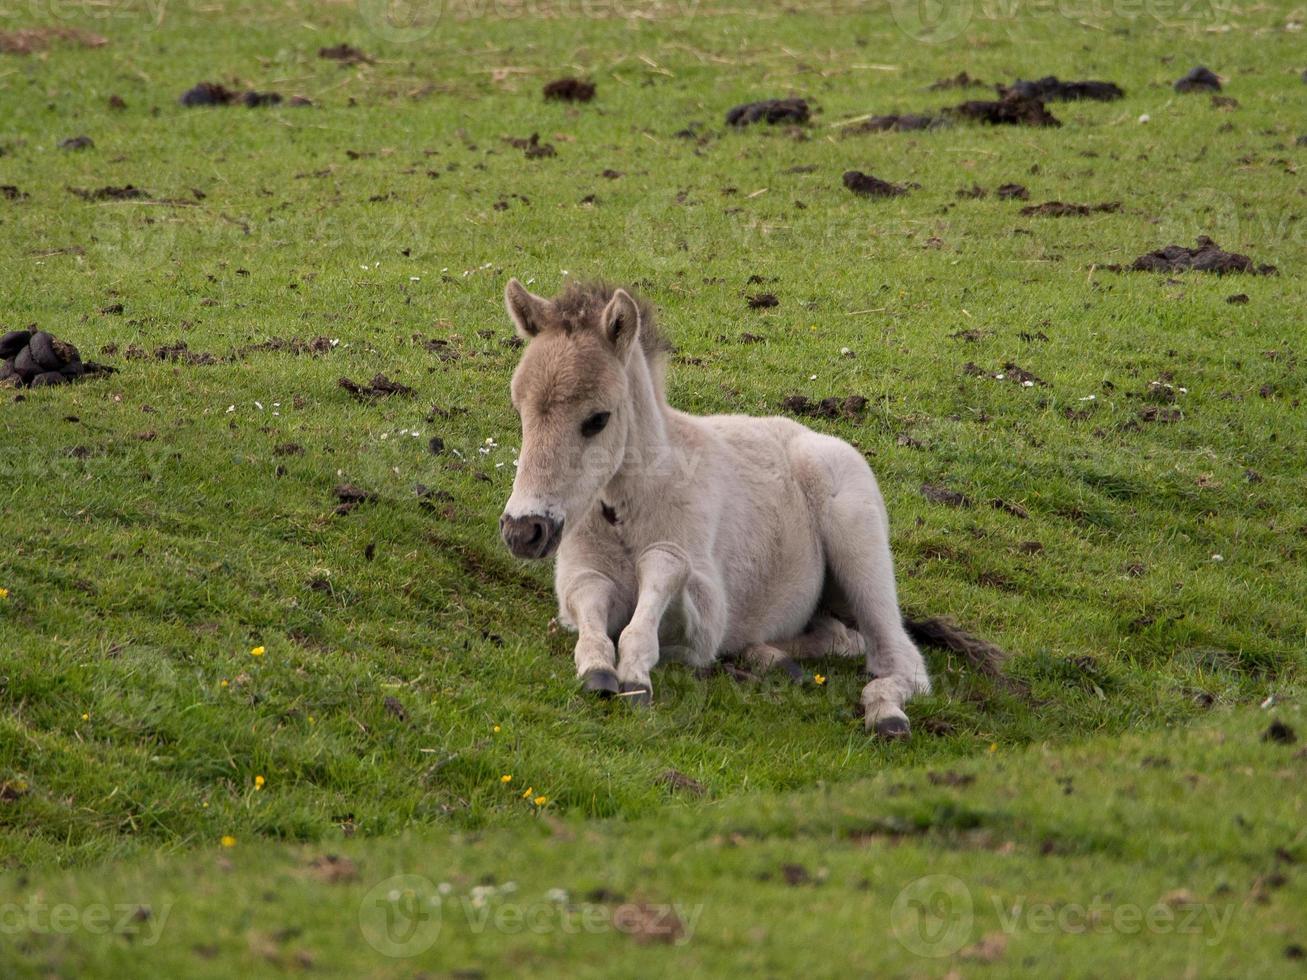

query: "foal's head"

left=498, top=278, right=663, bottom=560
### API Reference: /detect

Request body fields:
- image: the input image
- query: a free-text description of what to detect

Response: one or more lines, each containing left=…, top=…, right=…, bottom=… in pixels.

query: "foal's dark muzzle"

left=500, top=513, right=563, bottom=560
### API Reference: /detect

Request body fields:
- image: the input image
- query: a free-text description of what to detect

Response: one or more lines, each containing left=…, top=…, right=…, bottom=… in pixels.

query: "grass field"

left=1, top=0, right=1304, bottom=974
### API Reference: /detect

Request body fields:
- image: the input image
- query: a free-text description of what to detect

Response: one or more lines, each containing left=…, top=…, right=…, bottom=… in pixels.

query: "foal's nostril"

left=500, top=513, right=563, bottom=559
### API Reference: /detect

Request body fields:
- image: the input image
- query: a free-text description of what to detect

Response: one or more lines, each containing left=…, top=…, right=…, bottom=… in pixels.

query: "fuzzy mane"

left=549, top=280, right=672, bottom=369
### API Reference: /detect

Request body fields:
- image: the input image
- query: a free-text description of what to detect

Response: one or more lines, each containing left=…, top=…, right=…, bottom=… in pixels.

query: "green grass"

left=0, top=0, right=1305, bottom=974
left=2, top=705, right=1304, bottom=977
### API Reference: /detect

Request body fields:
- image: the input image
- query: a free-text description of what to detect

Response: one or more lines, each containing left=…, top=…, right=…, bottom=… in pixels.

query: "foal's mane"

left=551, top=281, right=672, bottom=372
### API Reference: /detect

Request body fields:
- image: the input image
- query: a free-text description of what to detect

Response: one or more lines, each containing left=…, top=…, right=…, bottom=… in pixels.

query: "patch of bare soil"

left=929, top=72, right=986, bottom=90
left=1020, top=201, right=1120, bottom=216
left=319, top=43, right=372, bottom=65
left=657, top=770, right=706, bottom=796
left=921, top=483, right=972, bottom=507
left=843, top=171, right=908, bottom=197
left=1108, top=236, right=1276, bottom=275
left=305, top=854, right=359, bottom=883
left=0, top=27, right=106, bottom=55
left=956, top=183, right=1028, bottom=200
left=180, top=82, right=310, bottom=108
left=1000, top=76, right=1123, bottom=101
left=781, top=394, right=867, bottom=420
left=334, top=484, right=378, bottom=515
left=237, top=336, right=335, bottom=357
left=726, top=98, right=810, bottom=126
left=338, top=374, right=414, bottom=400
left=1137, top=406, right=1183, bottom=424
left=1001, top=361, right=1048, bottom=386
left=847, top=113, right=941, bottom=133
left=1175, top=66, right=1221, bottom=93
left=504, top=133, right=556, bottom=158
left=543, top=77, right=595, bottom=102
left=146, top=341, right=213, bottom=364
left=950, top=94, right=1060, bottom=127
left=68, top=185, right=147, bottom=201
left=1263, top=720, right=1297, bottom=744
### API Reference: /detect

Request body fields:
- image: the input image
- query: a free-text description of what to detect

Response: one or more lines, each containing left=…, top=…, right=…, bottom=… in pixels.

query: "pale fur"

left=501, top=279, right=931, bottom=736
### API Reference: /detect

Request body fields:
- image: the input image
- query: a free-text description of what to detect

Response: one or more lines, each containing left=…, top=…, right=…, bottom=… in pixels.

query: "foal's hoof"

left=872, top=716, right=912, bottom=740
left=618, top=682, right=652, bottom=707
left=581, top=669, right=620, bottom=698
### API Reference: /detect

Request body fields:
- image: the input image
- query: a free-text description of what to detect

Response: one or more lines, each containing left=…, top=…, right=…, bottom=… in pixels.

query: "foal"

left=498, top=279, right=1000, bottom=739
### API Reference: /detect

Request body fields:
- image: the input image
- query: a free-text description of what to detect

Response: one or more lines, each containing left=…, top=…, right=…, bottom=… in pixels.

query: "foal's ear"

left=601, top=288, right=640, bottom=362
left=504, top=278, right=548, bottom=339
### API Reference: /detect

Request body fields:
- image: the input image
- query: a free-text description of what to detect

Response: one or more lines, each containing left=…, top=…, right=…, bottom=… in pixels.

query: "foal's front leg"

left=615, top=543, right=692, bottom=706
left=562, top=571, right=623, bottom=697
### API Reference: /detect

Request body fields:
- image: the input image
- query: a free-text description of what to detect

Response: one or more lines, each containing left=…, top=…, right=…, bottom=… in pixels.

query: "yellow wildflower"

left=250, top=646, right=265, bottom=657
left=220, top=835, right=237, bottom=848
left=492, top=724, right=502, bottom=733
left=533, top=796, right=548, bottom=807
left=814, top=674, right=826, bottom=686
left=254, top=775, right=266, bottom=790
left=0, top=588, right=9, bottom=600
left=220, top=679, right=229, bottom=688
left=500, top=774, right=512, bottom=784
left=988, top=742, right=998, bottom=753
left=521, top=786, right=533, bottom=799
left=80, top=712, right=90, bottom=721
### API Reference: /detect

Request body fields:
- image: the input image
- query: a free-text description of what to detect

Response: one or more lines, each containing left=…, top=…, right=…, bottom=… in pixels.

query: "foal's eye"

left=580, top=411, right=611, bottom=437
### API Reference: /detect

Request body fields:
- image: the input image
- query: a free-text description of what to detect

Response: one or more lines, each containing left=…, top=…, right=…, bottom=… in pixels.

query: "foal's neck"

left=608, top=353, right=678, bottom=496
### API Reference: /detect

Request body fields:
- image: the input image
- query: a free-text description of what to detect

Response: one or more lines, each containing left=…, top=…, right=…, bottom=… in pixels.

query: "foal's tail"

left=903, top=616, right=1008, bottom=678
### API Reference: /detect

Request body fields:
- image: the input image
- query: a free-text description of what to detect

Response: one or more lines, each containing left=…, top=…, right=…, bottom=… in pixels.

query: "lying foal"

left=498, top=279, right=1003, bottom=738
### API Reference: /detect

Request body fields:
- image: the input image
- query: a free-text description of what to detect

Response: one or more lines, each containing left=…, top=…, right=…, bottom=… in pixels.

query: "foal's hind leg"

left=774, top=615, right=868, bottom=661
left=740, top=643, right=804, bottom=682
left=743, top=616, right=865, bottom=681
left=801, top=437, right=930, bottom=739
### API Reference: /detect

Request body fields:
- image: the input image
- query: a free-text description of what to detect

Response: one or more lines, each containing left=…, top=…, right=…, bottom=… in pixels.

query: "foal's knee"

left=636, top=542, right=691, bottom=589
